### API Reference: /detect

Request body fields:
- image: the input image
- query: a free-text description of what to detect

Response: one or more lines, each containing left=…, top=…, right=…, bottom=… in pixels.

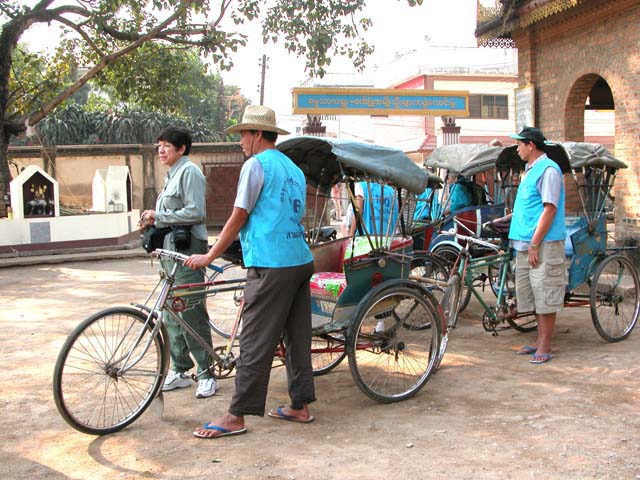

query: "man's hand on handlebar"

left=184, top=254, right=212, bottom=270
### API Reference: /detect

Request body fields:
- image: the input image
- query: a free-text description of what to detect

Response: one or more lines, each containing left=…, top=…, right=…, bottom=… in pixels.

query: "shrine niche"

left=92, top=166, right=132, bottom=213
left=10, top=165, right=60, bottom=219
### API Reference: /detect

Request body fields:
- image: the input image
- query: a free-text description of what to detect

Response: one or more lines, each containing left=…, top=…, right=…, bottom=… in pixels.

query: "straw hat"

left=225, top=105, right=289, bottom=135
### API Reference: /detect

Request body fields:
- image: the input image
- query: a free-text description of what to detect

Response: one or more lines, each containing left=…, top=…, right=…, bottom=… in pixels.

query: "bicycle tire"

left=207, top=262, right=246, bottom=338
left=410, top=253, right=450, bottom=304
left=506, top=313, right=538, bottom=333
left=53, top=307, right=167, bottom=435
left=432, top=244, right=472, bottom=313
left=590, top=254, right=640, bottom=342
left=348, top=281, right=441, bottom=403
left=311, top=333, right=347, bottom=376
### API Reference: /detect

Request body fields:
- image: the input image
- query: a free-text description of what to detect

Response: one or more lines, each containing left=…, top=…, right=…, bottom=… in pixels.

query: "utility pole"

left=258, top=55, right=268, bottom=105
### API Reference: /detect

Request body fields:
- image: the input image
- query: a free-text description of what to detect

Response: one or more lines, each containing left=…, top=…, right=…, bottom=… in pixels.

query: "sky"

left=221, top=0, right=480, bottom=117
left=17, top=0, right=484, bottom=129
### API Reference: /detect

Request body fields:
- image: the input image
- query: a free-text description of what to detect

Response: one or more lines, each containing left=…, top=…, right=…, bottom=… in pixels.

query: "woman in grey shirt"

left=140, top=126, right=217, bottom=398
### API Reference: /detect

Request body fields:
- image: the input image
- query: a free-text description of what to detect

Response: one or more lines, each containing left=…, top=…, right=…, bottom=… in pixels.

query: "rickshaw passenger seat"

left=309, top=236, right=413, bottom=302
left=564, top=216, right=588, bottom=257
left=309, top=236, right=351, bottom=301
left=342, top=236, right=414, bottom=263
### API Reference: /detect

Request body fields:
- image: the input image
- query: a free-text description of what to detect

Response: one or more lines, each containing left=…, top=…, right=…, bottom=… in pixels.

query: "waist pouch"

left=172, top=225, right=192, bottom=250
left=141, top=226, right=172, bottom=253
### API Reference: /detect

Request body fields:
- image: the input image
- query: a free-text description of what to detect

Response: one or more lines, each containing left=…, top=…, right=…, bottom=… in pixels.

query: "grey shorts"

left=515, top=240, right=568, bottom=314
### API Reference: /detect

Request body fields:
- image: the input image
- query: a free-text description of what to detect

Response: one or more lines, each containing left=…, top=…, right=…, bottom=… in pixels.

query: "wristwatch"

left=529, top=243, right=539, bottom=250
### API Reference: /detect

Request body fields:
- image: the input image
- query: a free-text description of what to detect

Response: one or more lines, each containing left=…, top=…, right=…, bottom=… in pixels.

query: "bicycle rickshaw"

left=52, top=136, right=448, bottom=435
left=423, top=143, right=512, bottom=310
left=445, top=141, right=639, bottom=341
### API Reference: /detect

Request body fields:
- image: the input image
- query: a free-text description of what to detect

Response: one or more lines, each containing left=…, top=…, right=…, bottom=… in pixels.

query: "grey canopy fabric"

left=277, top=136, right=438, bottom=194
left=433, top=142, right=625, bottom=176
left=555, top=142, right=627, bottom=170
left=425, top=144, right=504, bottom=177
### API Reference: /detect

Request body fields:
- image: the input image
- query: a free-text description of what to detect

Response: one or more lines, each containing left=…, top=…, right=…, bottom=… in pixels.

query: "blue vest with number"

left=240, top=149, right=313, bottom=268
left=360, top=182, right=398, bottom=236
left=509, top=156, right=566, bottom=243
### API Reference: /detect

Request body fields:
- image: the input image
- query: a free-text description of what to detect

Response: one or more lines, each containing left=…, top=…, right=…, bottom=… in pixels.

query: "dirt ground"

left=1, top=257, right=639, bottom=480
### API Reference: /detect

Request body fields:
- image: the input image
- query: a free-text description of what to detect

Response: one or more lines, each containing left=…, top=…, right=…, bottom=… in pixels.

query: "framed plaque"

left=515, top=84, right=535, bottom=131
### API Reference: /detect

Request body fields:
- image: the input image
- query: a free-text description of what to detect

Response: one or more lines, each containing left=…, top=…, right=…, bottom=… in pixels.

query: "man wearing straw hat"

left=185, top=105, right=316, bottom=438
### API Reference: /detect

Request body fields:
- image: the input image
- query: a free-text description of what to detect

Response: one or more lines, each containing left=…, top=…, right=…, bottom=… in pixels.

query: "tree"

left=0, top=0, right=422, bottom=215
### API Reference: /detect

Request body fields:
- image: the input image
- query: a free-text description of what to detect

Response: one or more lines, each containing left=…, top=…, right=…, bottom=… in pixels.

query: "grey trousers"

left=228, top=261, right=316, bottom=416
left=162, top=236, right=213, bottom=379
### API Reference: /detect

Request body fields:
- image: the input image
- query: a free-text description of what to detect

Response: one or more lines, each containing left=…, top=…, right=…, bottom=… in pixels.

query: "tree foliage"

left=0, top=0, right=423, bottom=213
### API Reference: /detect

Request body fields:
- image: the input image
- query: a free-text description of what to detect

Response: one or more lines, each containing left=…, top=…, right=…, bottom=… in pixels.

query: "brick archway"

left=563, top=73, right=609, bottom=142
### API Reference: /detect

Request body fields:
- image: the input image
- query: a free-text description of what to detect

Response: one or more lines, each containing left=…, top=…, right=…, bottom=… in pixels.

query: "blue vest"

left=413, top=187, right=437, bottom=221
left=240, top=149, right=313, bottom=268
left=509, top=156, right=566, bottom=243
left=360, top=182, right=398, bottom=236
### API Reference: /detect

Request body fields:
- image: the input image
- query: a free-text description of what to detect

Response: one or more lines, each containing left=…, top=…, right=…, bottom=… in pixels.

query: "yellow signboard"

left=292, top=87, right=469, bottom=117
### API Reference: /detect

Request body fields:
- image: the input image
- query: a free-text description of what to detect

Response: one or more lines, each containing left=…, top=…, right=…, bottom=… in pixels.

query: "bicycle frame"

left=119, top=249, right=237, bottom=378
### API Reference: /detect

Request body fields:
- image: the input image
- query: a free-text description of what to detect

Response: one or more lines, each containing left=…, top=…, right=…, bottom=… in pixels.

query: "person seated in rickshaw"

left=413, top=185, right=440, bottom=222
left=444, top=175, right=486, bottom=215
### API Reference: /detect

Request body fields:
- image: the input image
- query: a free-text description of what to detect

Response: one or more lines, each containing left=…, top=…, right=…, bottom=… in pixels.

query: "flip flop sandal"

left=193, top=423, right=247, bottom=439
left=516, top=345, right=537, bottom=355
left=530, top=353, right=553, bottom=364
left=268, top=406, right=315, bottom=423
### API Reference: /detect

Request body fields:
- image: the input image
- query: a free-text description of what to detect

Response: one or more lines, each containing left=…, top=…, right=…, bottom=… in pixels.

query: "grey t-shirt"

left=234, top=156, right=264, bottom=213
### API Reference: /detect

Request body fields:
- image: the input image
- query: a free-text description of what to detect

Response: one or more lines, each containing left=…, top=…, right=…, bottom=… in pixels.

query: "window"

left=469, top=94, right=508, bottom=119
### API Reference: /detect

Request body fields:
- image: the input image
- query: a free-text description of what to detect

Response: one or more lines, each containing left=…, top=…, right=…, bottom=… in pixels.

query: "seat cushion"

left=343, top=236, right=413, bottom=262
left=310, top=272, right=347, bottom=300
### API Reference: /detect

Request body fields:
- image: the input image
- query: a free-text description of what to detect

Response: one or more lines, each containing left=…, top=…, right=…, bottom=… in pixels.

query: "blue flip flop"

left=268, top=406, right=314, bottom=423
left=193, top=422, right=247, bottom=439
left=516, top=345, right=537, bottom=355
left=530, top=353, right=553, bottom=364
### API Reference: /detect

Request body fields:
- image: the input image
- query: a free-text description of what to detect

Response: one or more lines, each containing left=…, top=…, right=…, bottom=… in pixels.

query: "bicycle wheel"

left=207, top=262, right=246, bottom=338
left=410, top=253, right=449, bottom=304
left=53, top=307, right=167, bottom=435
left=311, top=333, right=346, bottom=376
left=432, top=244, right=472, bottom=313
left=590, top=254, right=640, bottom=342
left=488, top=258, right=516, bottom=299
left=348, top=282, right=441, bottom=403
left=506, top=312, right=538, bottom=333
left=441, top=274, right=462, bottom=330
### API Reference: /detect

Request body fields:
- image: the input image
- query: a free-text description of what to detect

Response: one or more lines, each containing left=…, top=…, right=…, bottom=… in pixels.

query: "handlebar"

left=448, top=217, right=501, bottom=252
left=152, top=248, right=224, bottom=273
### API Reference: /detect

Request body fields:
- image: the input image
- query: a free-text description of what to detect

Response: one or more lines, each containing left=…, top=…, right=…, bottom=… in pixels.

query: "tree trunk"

left=0, top=127, right=11, bottom=217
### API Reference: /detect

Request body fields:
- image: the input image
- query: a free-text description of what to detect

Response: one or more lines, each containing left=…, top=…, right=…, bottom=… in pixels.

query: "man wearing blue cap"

left=508, top=127, right=567, bottom=364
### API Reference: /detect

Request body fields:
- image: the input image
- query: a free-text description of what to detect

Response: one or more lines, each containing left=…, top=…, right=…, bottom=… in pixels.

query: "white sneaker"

left=162, top=371, right=193, bottom=391
left=196, top=377, right=218, bottom=398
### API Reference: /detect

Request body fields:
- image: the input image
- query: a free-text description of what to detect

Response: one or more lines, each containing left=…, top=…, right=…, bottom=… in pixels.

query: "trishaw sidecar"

left=490, top=141, right=640, bottom=342
left=277, top=136, right=446, bottom=402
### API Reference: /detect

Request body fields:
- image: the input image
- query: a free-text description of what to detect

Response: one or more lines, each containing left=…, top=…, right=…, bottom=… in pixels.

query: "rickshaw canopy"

left=496, top=142, right=625, bottom=174
left=555, top=142, right=627, bottom=170
left=425, top=144, right=503, bottom=178
left=277, top=136, right=438, bottom=195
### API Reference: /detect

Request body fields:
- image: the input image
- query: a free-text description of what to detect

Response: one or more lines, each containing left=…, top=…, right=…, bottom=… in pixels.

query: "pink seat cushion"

left=310, top=272, right=347, bottom=300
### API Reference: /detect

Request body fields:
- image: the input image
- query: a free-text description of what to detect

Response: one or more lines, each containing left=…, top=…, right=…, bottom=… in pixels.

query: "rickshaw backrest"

left=311, top=236, right=351, bottom=273
left=343, top=236, right=414, bottom=264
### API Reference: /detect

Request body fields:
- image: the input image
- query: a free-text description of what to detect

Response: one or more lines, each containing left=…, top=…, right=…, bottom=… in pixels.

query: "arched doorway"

left=564, top=74, right=614, bottom=149
left=563, top=74, right=617, bottom=218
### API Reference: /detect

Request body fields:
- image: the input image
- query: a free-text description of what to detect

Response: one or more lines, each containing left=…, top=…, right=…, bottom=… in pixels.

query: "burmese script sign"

left=292, top=88, right=469, bottom=116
